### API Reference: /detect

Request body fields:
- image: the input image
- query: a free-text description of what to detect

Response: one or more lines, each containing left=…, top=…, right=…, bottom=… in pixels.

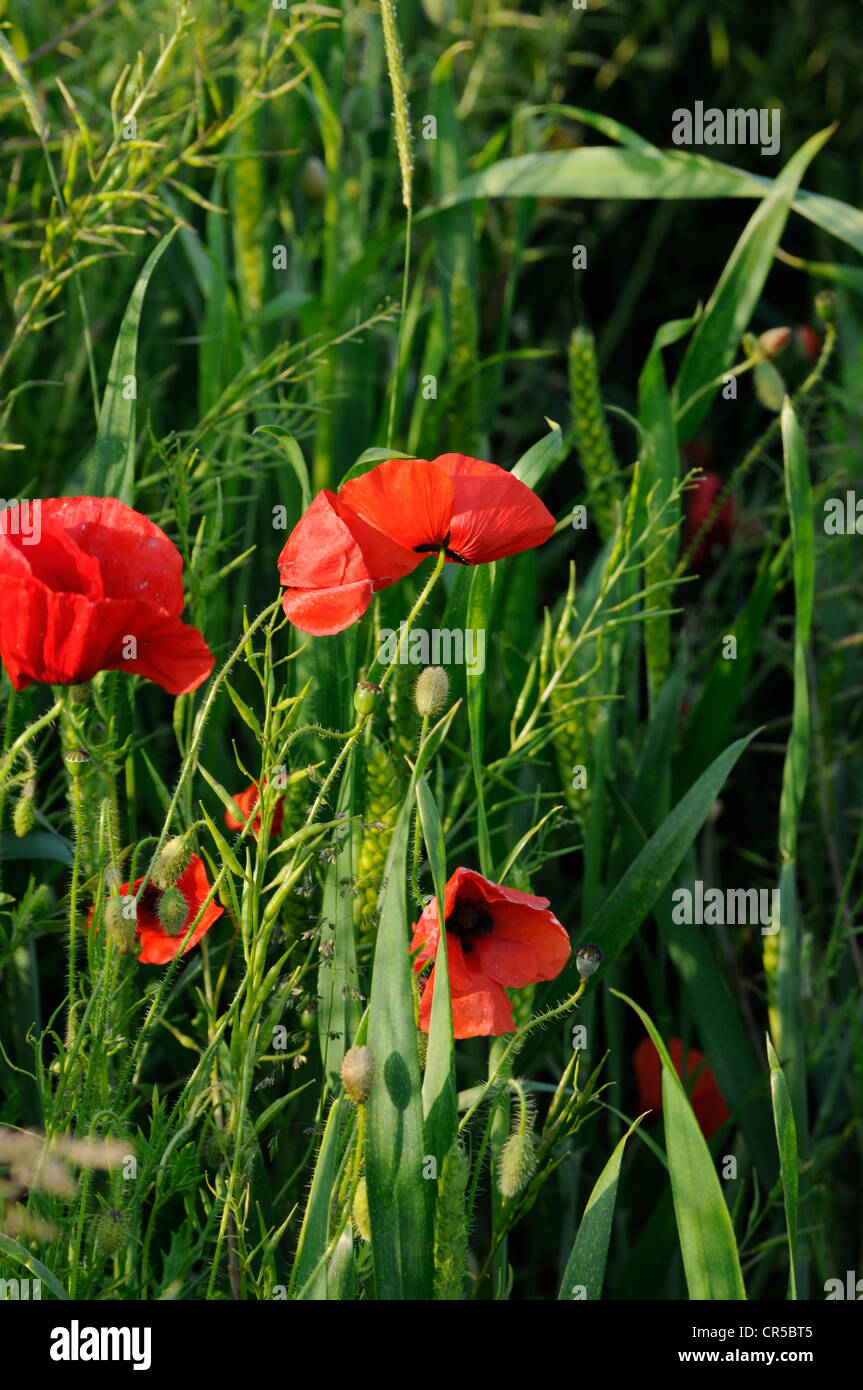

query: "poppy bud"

left=13, top=782, right=35, bottom=838
left=795, top=325, right=821, bottom=362
left=414, top=666, right=450, bottom=718
left=497, top=1130, right=536, bottom=1199
left=754, top=359, right=785, bottom=412
left=152, top=835, right=193, bottom=890
left=64, top=748, right=90, bottom=778
left=340, top=1044, right=375, bottom=1103
left=156, top=885, right=188, bottom=937
left=353, top=680, right=383, bottom=718
left=92, top=1208, right=130, bottom=1258
left=352, top=1177, right=371, bottom=1242
left=756, top=326, right=791, bottom=360
left=575, top=942, right=604, bottom=979
left=814, top=290, right=836, bottom=324
left=301, top=155, right=328, bottom=202
left=105, top=896, right=136, bottom=953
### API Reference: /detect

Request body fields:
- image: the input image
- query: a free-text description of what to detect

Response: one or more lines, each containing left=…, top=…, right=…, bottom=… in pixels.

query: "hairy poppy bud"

left=301, top=155, right=328, bottom=202
left=340, top=1044, right=375, bottom=1103
left=92, top=1208, right=130, bottom=1258
left=754, top=359, right=785, bottom=412
left=575, top=942, right=604, bottom=979
left=497, top=1131, right=536, bottom=1199
left=105, top=896, right=136, bottom=953
left=354, top=681, right=383, bottom=718
left=64, top=748, right=90, bottom=778
left=156, top=885, right=188, bottom=937
left=756, top=326, right=791, bottom=360
left=414, top=666, right=450, bottom=718
left=795, top=325, right=821, bottom=362
left=152, top=835, right=193, bottom=890
left=13, top=781, right=35, bottom=838
left=814, top=290, right=836, bottom=324
left=352, top=1176, right=371, bottom=1242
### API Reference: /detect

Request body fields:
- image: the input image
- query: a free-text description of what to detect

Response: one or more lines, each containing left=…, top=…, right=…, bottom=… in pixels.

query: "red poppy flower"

left=89, top=854, right=223, bottom=965
left=683, top=471, right=735, bottom=569
left=634, top=1036, right=730, bottom=1140
left=410, top=867, right=571, bottom=1038
left=278, top=454, right=555, bottom=636
left=0, top=496, right=213, bottom=695
left=224, top=781, right=284, bottom=839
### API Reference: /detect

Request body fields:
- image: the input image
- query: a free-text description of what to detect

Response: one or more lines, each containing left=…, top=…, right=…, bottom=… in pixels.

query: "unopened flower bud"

left=352, top=1176, right=371, bottom=1242
left=414, top=666, right=450, bottom=718
left=156, top=885, right=188, bottom=937
left=105, top=896, right=136, bottom=952
left=575, top=942, right=604, bottom=979
left=756, top=326, right=791, bottom=360
left=92, top=1208, right=130, bottom=1258
left=814, top=289, right=836, bottom=324
left=754, top=359, right=785, bottom=412
left=152, top=835, right=192, bottom=890
left=794, top=325, right=821, bottom=362
left=340, top=1044, right=375, bottom=1103
left=354, top=681, right=383, bottom=718
left=13, top=782, right=35, bottom=837
left=64, top=748, right=90, bottom=777
left=497, top=1131, right=536, bottom=1199
left=301, top=155, right=328, bottom=202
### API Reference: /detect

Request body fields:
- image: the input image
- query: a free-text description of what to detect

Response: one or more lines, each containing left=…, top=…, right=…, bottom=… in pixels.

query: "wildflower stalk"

left=379, top=0, right=414, bottom=446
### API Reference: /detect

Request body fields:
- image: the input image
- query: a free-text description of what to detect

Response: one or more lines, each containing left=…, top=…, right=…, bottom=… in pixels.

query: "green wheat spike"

left=568, top=326, right=622, bottom=542
left=355, top=741, right=404, bottom=934
left=433, top=1140, right=470, bottom=1300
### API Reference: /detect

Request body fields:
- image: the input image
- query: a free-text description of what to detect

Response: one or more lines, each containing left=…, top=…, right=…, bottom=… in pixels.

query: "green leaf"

left=767, top=1034, right=799, bottom=1300
left=511, top=419, right=566, bottom=492
left=0, top=1233, right=69, bottom=1299
left=224, top=680, right=263, bottom=742
left=290, top=1095, right=344, bottom=1300
left=613, top=992, right=746, bottom=1300
left=673, top=127, right=833, bottom=439
left=365, top=790, right=434, bottom=1298
left=90, top=227, right=178, bottom=501
left=581, top=732, right=757, bottom=976
left=417, top=776, right=456, bottom=1168
left=557, top=1116, right=642, bottom=1300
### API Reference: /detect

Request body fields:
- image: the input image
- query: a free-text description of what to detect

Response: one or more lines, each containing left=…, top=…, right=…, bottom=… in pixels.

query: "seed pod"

left=352, top=1177, right=371, bottom=1242
left=157, top=885, right=188, bottom=937
left=575, top=942, right=604, bottom=979
left=497, top=1130, right=536, bottom=1200
left=64, top=748, right=90, bottom=778
left=414, top=666, right=450, bottom=718
left=341, top=1045, right=375, bottom=1103
left=152, top=835, right=192, bottom=890
left=354, top=681, right=383, bottom=718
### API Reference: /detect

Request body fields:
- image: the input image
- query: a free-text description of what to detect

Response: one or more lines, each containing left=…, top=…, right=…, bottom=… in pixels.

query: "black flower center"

left=413, top=532, right=471, bottom=565
left=445, top=896, right=493, bottom=953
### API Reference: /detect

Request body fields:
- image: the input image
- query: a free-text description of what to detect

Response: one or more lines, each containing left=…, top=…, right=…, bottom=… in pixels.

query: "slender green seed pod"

left=433, top=1141, right=470, bottom=1300
left=379, top=0, right=413, bottom=210
left=568, top=326, right=621, bottom=541
left=352, top=1176, right=371, bottom=1242
left=497, top=1130, right=536, bottom=1200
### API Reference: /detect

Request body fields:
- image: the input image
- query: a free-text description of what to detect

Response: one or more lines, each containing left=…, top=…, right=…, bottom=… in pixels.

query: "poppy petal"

left=419, top=963, right=514, bottom=1037
left=433, top=454, right=556, bottom=564
left=336, top=459, right=454, bottom=569
left=474, top=903, right=571, bottom=986
left=44, top=497, right=185, bottom=614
